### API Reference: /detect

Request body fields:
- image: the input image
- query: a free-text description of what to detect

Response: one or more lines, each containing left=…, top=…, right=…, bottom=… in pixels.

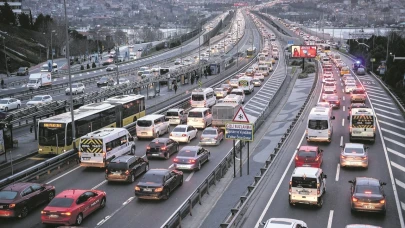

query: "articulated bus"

left=246, top=47, right=257, bottom=58
left=38, top=94, right=145, bottom=155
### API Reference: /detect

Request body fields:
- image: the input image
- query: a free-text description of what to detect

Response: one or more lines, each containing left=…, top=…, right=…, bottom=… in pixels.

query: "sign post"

left=225, top=107, right=254, bottom=177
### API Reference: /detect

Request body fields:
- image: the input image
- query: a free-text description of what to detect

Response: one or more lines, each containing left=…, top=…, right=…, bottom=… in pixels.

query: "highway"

left=236, top=50, right=404, bottom=227
left=0, top=9, right=266, bottom=228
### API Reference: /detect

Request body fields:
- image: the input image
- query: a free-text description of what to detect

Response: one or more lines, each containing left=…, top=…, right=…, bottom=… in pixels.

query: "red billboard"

left=234, top=2, right=248, bottom=6
left=291, top=45, right=317, bottom=58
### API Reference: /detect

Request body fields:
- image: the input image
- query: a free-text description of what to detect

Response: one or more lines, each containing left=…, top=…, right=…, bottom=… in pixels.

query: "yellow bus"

left=38, top=94, right=145, bottom=155
left=103, top=94, right=146, bottom=126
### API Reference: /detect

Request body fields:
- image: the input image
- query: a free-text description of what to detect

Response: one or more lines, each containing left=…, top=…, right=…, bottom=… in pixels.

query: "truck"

left=27, top=72, right=52, bottom=90
left=211, top=103, right=241, bottom=129
left=40, top=63, right=58, bottom=73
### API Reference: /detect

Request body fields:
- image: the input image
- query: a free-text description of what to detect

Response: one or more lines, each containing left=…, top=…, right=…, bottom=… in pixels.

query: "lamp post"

left=0, top=36, right=7, bottom=76
left=63, top=0, right=76, bottom=151
left=50, top=30, right=57, bottom=67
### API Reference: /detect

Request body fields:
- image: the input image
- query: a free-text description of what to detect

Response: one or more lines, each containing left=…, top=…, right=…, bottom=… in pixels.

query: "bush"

left=80, top=65, right=84, bottom=70
left=92, top=62, right=96, bottom=68
left=87, top=64, right=90, bottom=69
left=304, top=64, right=315, bottom=73
left=298, top=73, right=308, bottom=79
left=290, top=60, right=301, bottom=66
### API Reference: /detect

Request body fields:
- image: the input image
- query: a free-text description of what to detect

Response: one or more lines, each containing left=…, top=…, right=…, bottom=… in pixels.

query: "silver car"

left=252, top=79, right=262, bottom=87
left=199, top=127, right=224, bottom=146
left=340, top=143, right=368, bottom=168
left=173, top=146, right=210, bottom=171
left=346, top=225, right=381, bottom=228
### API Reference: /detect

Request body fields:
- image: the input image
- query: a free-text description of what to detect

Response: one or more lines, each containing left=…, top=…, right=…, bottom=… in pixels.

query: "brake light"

left=189, top=159, right=196, bottom=163
left=341, top=155, right=346, bottom=159
left=161, top=146, right=167, bottom=150
left=349, top=126, right=352, bottom=132
left=182, top=134, right=187, bottom=137
left=173, top=158, right=178, bottom=162
left=135, top=186, right=140, bottom=191
left=289, top=181, right=292, bottom=192
left=61, top=212, right=71, bottom=216
left=9, top=204, right=15, bottom=208
left=105, top=169, right=108, bottom=174
left=295, top=156, right=298, bottom=161
left=125, top=170, right=130, bottom=175
left=146, top=146, right=150, bottom=150
left=315, top=156, right=320, bottom=161
left=214, top=136, right=218, bottom=139
left=155, top=187, right=164, bottom=192
left=41, top=211, right=46, bottom=214
left=362, top=156, right=367, bottom=160
left=352, top=197, right=358, bottom=202
left=365, top=191, right=372, bottom=194
left=380, top=199, right=385, bottom=204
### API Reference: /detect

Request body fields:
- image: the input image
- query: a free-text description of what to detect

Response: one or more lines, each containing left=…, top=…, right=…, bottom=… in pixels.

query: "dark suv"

left=16, top=67, right=29, bottom=76
left=105, top=155, right=149, bottom=183
left=146, top=138, right=179, bottom=160
left=97, top=76, right=115, bottom=87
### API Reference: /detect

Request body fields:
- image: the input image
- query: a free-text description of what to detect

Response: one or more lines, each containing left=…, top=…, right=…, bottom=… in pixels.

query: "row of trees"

left=348, top=31, right=405, bottom=100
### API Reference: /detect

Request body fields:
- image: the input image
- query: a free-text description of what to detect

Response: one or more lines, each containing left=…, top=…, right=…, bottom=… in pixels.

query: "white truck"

left=211, top=103, right=241, bottom=129
left=40, top=63, right=58, bottom=73
left=27, top=73, right=52, bottom=90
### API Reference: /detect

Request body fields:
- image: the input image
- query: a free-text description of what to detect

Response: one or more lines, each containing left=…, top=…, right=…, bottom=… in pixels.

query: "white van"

left=348, top=108, right=376, bottom=142
left=187, top=108, right=212, bottom=129
left=190, top=88, right=216, bottom=108
left=238, top=76, right=254, bottom=94
left=258, top=64, right=270, bottom=76
left=289, top=167, right=327, bottom=207
left=223, top=94, right=243, bottom=105
left=136, top=114, right=170, bottom=138
left=79, top=128, right=136, bottom=168
left=40, top=63, right=58, bottom=73
left=306, top=107, right=335, bottom=142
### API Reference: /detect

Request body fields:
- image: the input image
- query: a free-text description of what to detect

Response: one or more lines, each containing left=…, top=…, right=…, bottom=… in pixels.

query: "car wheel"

left=163, top=188, right=171, bottom=200
left=100, top=197, right=106, bottom=208
left=20, top=206, right=28, bottom=218
left=48, top=191, right=55, bottom=202
left=144, top=164, right=149, bottom=173
left=179, top=177, right=183, bottom=186
left=17, top=104, right=20, bottom=109
left=196, top=162, right=201, bottom=171
left=75, top=213, right=83, bottom=225
left=187, top=137, right=191, bottom=143
left=167, top=126, right=170, bottom=134
left=165, top=152, right=170, bottom=160
left=4, top=107, right=8, bottom=112
left=130, top=146, right=136, bottom=155
left=130, top=174, right=135, bottom=183
left=176, top=145, right=179, bottom=153
left=317, top=196, right=323, bottom=208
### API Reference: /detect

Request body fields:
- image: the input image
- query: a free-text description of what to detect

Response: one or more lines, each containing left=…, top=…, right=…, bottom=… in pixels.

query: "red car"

left=41, top=189, right=106, bottom=226
left=295, top=146, right=323, bottom=168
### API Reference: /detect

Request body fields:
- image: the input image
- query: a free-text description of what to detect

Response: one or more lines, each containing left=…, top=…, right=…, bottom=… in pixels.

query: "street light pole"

left=50, top=30, right=56, bottom=68
left=1, top=36, right=7, bottom=76
left=63, top=0, right=76, bottom=151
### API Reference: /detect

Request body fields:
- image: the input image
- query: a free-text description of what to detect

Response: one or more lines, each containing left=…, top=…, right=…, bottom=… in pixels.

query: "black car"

left=97, top=76, right=115, bottom=87
left=146, top=138, right=179, bottom=160
left=0, top=182, right=55, bottom=218
left=349, top=177, right=387, bottom=214
left=105, top=155, right=149, bottom=183
left=135, top=169, right=183, bottom=200
left=16, top=67, right=29, bottom=76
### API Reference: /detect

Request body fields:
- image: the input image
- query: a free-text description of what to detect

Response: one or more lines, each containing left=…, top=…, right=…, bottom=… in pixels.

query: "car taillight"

left=352, top=197, right=358, bottom=202
left=289, top=181, right=292, bottom=192
left=155, top=187, right=164, bottom=192
left=173, top=158, right=178, bottom=162
left=135, top=186, right=140, bottom=191
left=295, top=156, right=298, bottom=161
left=182, top=134, right=187, bottom=137
left=315, top=156, right=319, bottom=161
left=317, top=183, right=320, bottom=194
left=146, top=146, right=150, bottom=150
left=41, top=211, right=46, bottom=214
left=61, top=212, right=71, bottom=216
left=189, top=159, right=196, bottom=163
left=9, top=204, right=15, bottom=208
left=362, top=156, right=367, bottom=160
left=125, top=170, right=130, bottom=175
left=341, top=155, right=346, bottom=159
left=380, top=199, right=385, bottom=204
left=105, top=169, right=109, bottom=174
left=161, top=146, right=167, bottom=150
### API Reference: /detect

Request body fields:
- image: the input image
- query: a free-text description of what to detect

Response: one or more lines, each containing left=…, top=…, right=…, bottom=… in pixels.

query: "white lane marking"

left=327, top=210, right=334, bottom=228
left=168, top=164, right=174, bottom=169
left=250, top=99, right=267, bottom=106
left=335, top=164, right=340, bottom=182
left=381, top=128, right=405, bottom=139
left=402, top=202, right=405, bottom=211
left=95, top=196, right=135, bottom=227
left=374, top=108, right=402, bottom=116
left=253, top=96, right=270, bottom=103
left=123, top=196, right=134, bottom=205
left=388, top=148, right=405, bottom=159
left=46, top=166, right=82, bottom=184
left=342, top=96, right=345, bottom=101
left=343, top=106, right=345, bottom=112
left=377, top=114, right=405, bottom=124
left=244, top=108, right=261, bottom=114
left=255, top=93, right=269, bottom=99
left=371, top=100, right=395, bottom=108
left=368, top=94, right=392, bottom=101
left=384, top=137, right=405, bottom=148
left=342, top=89, right=344, bottom=93
left=92, top=180, right=107, bottom=190
left=342, top=118, right=345, bottom=126
left=340, top=135, right=343, bottom=147
left=392, top=162, right=405, bottom=173
left=370, top=97, right=394, bottom=104
left=396, top=179, right=405, bottom=191
left=365, top=86, right=384, bottom=92
left=379, top=120, right=405, bottom=131
left=185, top=172, right=194, bottom=182
left=254, top=132, right=306, bottom=228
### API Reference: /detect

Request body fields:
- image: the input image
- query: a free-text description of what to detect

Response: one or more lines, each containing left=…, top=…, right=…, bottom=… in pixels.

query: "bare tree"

left=114, top=30, right=127, bottom=45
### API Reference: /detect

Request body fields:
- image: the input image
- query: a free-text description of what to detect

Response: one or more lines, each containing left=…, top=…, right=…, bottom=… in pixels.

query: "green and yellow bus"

left=38, top=94, right=145, bottom=155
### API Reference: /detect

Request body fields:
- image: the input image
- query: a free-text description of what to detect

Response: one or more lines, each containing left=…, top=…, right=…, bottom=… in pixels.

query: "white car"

left=118, top=78, right=130, bottom=84
left=260, top=218, right=307, bottom=228
left=322, top=90, right=336, bottom=100
left=26, top=95, right=52, bottom=107
left=252, top=79, right=262, bottom=87
left=214, top=88, right=228, bottom=98
left=324, top=82, right=336, bottom=92
left=0, top=98, right=21, bottom=111
left=345, top=83, right=357, bottom=93
left=65, top=83, right=85, bottom=95
left=324, top=77, right=336, bottom=84
left=253, top=73, right=264, bottom=81
left=229, top=88, right=245, bottom=104
left=169, top=125, right=198, bottom=143
left=106, top=64, right=117, bottom=71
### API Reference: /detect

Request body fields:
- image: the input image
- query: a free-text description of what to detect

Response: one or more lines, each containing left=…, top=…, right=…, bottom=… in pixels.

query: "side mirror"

left=323, top=174, right=327, bottom=179
left=381, top=182, right=387, bottom=186
left=260, top=222, right=266, bottom=226
left=366, top=146, right=369, bottom=149
left=347, top=116, right=350, bottom=120
left=129, top=137, right=134, bottom=142
left=348, top=180, right=354, bottom=184
left=348, top=107, right=351, bottom=110
left=320, top=149, right=324, bottom=152
left=331, top=116, right=335, bottom=120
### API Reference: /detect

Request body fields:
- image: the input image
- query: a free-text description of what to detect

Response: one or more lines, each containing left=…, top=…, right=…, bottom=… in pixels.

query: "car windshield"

left=18, top=68, right=25, bottom=71
left=298, top=151, right=317, bottom=157
left=308, top=120, right=328, bottom=130
left=188, top=112, right=203, bottom=118
left=99, top=77, right=108, bottom=82
left=71, top=85, right=78, bottom=88
left=0, top=100, right=9, bottom=104
left=173, top=127, right=186, bottom=132
left=355, top=185, right=380, bottom=194
left=191, top=94, right=204, bottom=101
left=292, top=177, right=317, bottom=188
left=48, top=198, right=74, bottom=208
left=141, top=173, right=164, bottom=184
left=178, top=150, right=197, bottom=157
left=345, top=147, right=364, bottom=155
left=352, top=90, right=365, bottom=94
left=32, top=97, right=44, bottom=101
left=137, top=120, right=152, bottom=127
left=203, top=129, right=217, bottom=135
left=0, top=190, right=18, bottom=200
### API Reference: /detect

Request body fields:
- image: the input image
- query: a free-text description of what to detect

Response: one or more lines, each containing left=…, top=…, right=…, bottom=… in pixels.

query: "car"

left=169, top=125, right=198, bottom=143
left=345, top=83, right=357, bottom=93
left=117, top=56, right=125, bottom=62
left=316, top=102, right=331, bottom=108
left=349, top=177, right=387, bottom=214
left=102, top=59, right=113, bottom=66
left=322, top=90, right=335, bottom=100
left=324, top=82, right=336, bottom=92
left=65, top=83, right=85, bottom=95
left=345, top=225, right=381, bottom=228
left=252, top=79, right=262, bottom=87
left=295, top=146, right=323, bottom=168
left=105, top=155, right=149, bottom=182
left=134, top=169, right=183, bottom=200
left=0, top=98, right=21, bottom=111
left=106, top=64, right=117, bottom=71
left=324, top=95, right=340, bottom=109
left=16, top=67, right=29, bottom=76
left=357, top=67, right=366, bottom=75
left=199, top=127, right=224, bottom=146
left=349, top=102, right=368, bottom=111
left=146, top=138, right=179, bottom=159
left=220, top=84, right=233, bottom=93
left=253, top=72, right=265, bottom=81
left=118, top=78, right=130, bottom=84
left=174, top=59, right=181, bottom=65
left=0, top=182, right=55, bottom=218
left=229, top=78, right=239, bottom=88
left=229, top=88, right=245, bottom=104
left=26, top=95, right=52, bottom=107
left=173, top=146, right=210, bottom=171
left=97, top=76, right=115, bottom=87
left=260, top=218, right=308, bottom=228
left=340, top=143, right=368, bottom=168
left=351, top=88, right=366, bottom=102
left=342, top=75, right=355, bottom=84
left=41, top=189, right=106, bottom=225
left=323, top=77, right=336, bottom=84
left=214, top=88, right=228, bottom=98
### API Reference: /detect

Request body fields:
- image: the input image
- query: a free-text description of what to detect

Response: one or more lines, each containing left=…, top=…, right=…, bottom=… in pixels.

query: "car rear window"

left=352, top=90, right=365, bottom=94
left=48, top=198, right=74, bottom=208
left=298, top=151, right=316, bottom=157
left=355, top=185, right=380, bottom=194
left=0, top=191, right=18, bottom=200
left=292, top=177, right=317, bottom=188
left=166, top=112, right=179, bottom=117
left=108, top=162, right=128, bottom=170
left=188, top=112, right=203, bottom=118
left=178, top=150, right=196, bottom=157
left=203, top=129, right=217, bottom=135
left=173, top=127, right=186, bottom=132
left=137, top=120, right=152, bottom=127
left=141, top=173, right=164, bottom=184
left=344, top=147, right=364, bottom=155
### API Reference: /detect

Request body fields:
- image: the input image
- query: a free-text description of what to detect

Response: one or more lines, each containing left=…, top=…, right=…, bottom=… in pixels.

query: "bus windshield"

left=38, top=123, right=66, bottom=146
left=308, top=120, right=328, bottom=130
left=352, top=116, right=374, bottom=128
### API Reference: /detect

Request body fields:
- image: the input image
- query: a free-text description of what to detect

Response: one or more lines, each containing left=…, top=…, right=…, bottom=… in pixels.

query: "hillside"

left=0, top=23, right=47, bottom=74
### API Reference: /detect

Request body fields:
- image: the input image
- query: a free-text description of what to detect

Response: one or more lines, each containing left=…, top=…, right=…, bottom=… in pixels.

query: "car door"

left=85, top=191, right=100, bottom=214
left=201, top=148, right=209, bottom=162
left=76, top=194, right=91, bottom=217
left=30, top=183, right=48, bottom=205
left=20, top=187, right=38, bottom=209
left=131, top=158, right=142, bottom=177
left=166, top=140, right=173, bottom=155
left=9, top=99, right=16, bottom=109
left=190, top=126, right=197, bottom=139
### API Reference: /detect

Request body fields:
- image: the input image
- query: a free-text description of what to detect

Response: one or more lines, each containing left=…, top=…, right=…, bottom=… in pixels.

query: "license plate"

left=299, top=191, right=309, bottom=195
left=141, top=132, right=147, bottom=135
left=113, top=172, right=121, bottom=175
left=49, top=215, right=59, bottom=218
left=303, top=164, right=311, bottom=167
left=353, top=131, right=362, bottom=134
left=152, top=154, right=159, bottom=156
left=0, top=206, right=3, bottom=209
left=364, top=205, right=375, bottom=209
left=82, top=157, right=90, bottom=160
left=143, top=188, right=152, bottom=192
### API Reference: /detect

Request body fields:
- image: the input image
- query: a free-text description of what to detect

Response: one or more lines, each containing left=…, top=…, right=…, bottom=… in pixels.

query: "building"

left=0, top=0, right=22, bottom=14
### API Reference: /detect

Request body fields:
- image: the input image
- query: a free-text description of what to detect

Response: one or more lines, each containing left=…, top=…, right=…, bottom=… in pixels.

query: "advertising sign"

left=234, top=2, right=248, bottom=6
left=291, top=45, right=317, bottom=58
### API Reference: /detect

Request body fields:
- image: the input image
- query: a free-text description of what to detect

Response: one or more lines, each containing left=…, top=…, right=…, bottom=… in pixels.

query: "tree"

left=0, top=1, right=16, bottom=25
left=114, top=30, right=127, bottom=45
left=18, top=13, right=31, bottom=29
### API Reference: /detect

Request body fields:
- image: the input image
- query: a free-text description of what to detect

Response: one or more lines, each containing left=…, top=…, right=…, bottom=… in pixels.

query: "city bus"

left=246, top=47, right=257, bottom=58
left=103, top=94, right=146, bottom=126
left=38, top=95, right=145, bottom=155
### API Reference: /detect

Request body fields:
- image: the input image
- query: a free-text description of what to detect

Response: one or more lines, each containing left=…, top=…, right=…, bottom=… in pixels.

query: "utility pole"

left=115, top=45, right=120, bottom=85
left=1, top=36, right=8, bottom=76
left=198, top=9, right=201, bottom=79
left=50, top=30, right=56, bottom=68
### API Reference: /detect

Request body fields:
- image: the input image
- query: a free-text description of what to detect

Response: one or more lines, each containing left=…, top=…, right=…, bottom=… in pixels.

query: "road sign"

left=288, top=40, right=294, bottom=45
left=225, top=123, right=254, bottom=141
left=232, top=107, right=249, bottom=123
left=52, top=49, right=55, bottom=56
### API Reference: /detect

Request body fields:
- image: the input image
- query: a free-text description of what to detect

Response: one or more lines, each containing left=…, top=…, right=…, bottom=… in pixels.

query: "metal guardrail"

left=223, top=60, right=320, bottom=228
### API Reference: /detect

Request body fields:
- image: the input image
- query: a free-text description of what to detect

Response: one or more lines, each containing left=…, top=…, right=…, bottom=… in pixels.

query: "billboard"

left=291, top=45, right=317, bottom=58
left=234, top=2, right=248, bottom=6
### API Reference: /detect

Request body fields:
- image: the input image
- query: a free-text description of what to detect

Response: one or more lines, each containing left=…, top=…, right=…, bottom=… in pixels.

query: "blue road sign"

left=225, top=123, right=254, bottom=141
left=288, top=40, right=294, bottom=45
